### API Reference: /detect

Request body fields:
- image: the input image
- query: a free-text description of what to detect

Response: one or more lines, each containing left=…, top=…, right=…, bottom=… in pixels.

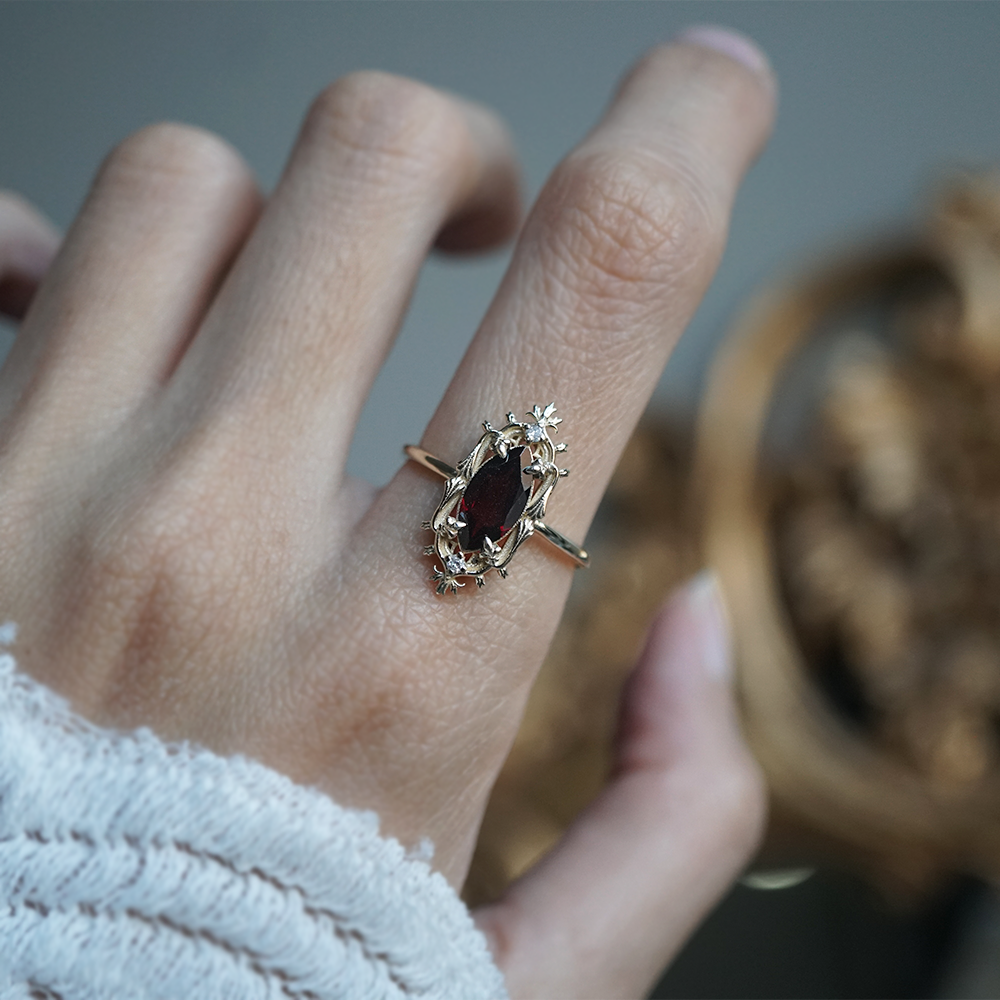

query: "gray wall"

left=2, top=2, right=999, bottom=483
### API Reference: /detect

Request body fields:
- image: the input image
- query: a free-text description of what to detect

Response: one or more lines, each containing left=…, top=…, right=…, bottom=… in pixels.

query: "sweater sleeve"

left=0, top=636, right=508, bottom=1000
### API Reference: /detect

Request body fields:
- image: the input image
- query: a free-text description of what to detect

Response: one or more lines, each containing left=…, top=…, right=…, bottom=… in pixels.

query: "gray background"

left=2, top=1, right=999, bottom=488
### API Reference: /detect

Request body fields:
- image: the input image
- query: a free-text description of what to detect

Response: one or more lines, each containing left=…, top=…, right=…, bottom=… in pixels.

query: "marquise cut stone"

left=458, top=447, right=530, bottom=552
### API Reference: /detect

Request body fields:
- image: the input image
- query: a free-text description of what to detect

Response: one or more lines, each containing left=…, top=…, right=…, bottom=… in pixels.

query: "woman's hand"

left=0, top=27, right=774, bottom=998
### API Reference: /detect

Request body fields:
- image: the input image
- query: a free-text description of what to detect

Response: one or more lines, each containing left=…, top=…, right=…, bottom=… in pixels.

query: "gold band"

left=404, top=444, right=589, bottom=568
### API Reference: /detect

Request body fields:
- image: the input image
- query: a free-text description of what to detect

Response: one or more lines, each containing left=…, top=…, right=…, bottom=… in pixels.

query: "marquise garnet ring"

left=404, top=404, right=589, bottom=594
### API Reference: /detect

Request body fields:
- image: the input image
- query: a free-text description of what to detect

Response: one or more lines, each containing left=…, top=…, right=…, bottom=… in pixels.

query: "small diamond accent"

left=524, top=422, right=544, bottom=443
left=445, top=553, right=467, bottom=575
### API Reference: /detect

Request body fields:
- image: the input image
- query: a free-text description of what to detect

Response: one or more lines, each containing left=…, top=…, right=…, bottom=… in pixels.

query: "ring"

left=404, top=404, right=589, bottom=594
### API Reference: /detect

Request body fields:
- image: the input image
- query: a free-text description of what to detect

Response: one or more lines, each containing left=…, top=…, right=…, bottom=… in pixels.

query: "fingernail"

left=677, top=25, right=772, bottom=78
left=685, top=570, right=732, bottom=681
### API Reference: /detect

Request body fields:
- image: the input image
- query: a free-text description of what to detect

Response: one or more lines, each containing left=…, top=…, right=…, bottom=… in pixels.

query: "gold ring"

left=404, top=404, right=589, bottom=594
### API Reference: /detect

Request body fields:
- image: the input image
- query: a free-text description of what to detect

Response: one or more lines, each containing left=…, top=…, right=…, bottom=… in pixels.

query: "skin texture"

left=0, top=31, right=775, bottom=999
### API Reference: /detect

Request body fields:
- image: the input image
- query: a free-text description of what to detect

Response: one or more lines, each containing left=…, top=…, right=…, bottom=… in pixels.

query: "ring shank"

left=404, top=445, right=589, bottom=568
left=404, top=445, right=458, bottom=480
left=532, top=520, right=590, bottom=567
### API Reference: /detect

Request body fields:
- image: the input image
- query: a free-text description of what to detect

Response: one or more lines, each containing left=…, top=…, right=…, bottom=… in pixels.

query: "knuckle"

left=98, top=122, right=250, bottom=198
left=89, top=495, right=214, bottom=612
left=305, top=71, right=470, bottom=185
left=540, top=149, right=721, bottom=312
left=84, top=460, right=243, bottom=625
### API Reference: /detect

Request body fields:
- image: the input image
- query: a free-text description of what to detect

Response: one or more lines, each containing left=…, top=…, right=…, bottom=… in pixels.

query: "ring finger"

left=364, top=34, right=775, bottom=646
left=331, top=31, right=776, bottom=873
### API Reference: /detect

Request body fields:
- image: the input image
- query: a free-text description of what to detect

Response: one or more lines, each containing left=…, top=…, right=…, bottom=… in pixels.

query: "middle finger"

left=167, top=72, right=520, bottom=480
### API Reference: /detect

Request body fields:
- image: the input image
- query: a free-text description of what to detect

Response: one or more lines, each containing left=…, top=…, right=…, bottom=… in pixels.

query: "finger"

left=335, top=33, right=774, bottom=854
left=0, top=124, right=261, bottom=443
left=421, top=30, right=776, bottom=540
left=0, top=192, right=59, bottom=320
left=368, top=30, right=774, bottom=605
left=168, top=73, right=521, bottom=476
left=476, top=574, right=766, bottom=1000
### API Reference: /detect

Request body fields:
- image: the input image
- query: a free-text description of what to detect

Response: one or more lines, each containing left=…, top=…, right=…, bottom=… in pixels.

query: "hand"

left=0, top=27, right=774, bottom=998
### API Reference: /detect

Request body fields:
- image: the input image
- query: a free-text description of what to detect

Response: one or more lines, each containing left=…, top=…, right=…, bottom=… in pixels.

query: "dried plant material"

left=935, top=173, right=1000, bottom=374
left=887, top=694, right=996, bottom=791
left=773, top=297, right=1000, bottom=795
left=897, top=285, right=963, bottom=366
left=821, top=337, right=923, bottom=518
left=760, top=175, right=1000, bottom=832
left=777, top=494, right=916, bottom=706
left=945, top=634, right=1000, bottom=707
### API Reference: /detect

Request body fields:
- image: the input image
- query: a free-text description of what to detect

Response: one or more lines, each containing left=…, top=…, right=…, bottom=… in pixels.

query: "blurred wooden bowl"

left=697, top=175, right=1000, bottom=895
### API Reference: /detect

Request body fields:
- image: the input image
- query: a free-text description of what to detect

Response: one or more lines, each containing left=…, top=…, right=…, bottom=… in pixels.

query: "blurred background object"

left=700, top=174, right=1000, bottom=899
left=6, top=4, right=1000, bottom=997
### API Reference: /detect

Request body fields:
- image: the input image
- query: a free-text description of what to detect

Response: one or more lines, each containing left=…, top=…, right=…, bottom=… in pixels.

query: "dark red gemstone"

left=458, top=447, right=530, bottom=552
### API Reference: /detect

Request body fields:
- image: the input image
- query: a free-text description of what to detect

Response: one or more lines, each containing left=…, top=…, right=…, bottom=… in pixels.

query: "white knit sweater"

left=0, top=627, right=507, bottom=1000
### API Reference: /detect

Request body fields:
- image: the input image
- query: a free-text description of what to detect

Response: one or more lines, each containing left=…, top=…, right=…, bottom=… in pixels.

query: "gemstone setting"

left=444, top=552, right=467, bottom=575
left=424, top=404, right=568, bottom=594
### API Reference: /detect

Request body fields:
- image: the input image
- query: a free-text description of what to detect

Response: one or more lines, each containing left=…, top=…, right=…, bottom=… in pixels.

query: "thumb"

left=476, top=573, right=766, bottom=1000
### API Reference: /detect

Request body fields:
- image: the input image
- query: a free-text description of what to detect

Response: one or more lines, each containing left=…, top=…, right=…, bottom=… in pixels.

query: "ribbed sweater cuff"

left=0, top=640, right=506, bottom=1000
